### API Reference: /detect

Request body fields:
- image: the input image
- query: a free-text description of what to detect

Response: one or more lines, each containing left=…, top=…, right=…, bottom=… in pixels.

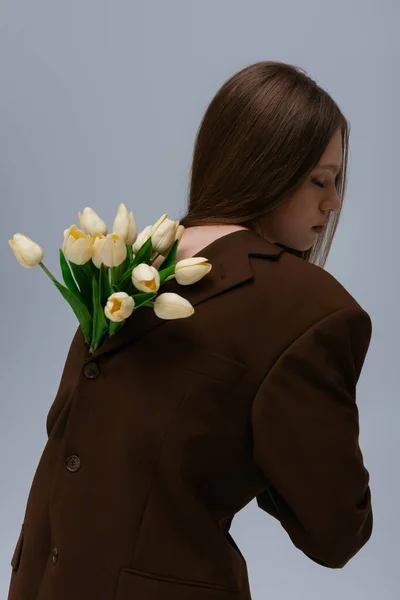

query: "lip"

left=312, top=225, right=326, bottom=232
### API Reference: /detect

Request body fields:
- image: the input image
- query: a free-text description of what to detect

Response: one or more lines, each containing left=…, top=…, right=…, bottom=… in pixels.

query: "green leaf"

left=86, top=260, right=100, bottom=280
left=157, top=239, right=178, bottom=271
left=132, top=291, right=158, bottom=310
left=107, top=289, right=157, bottom=338
left=59, top=249, right=82, bottom=297
left=158, top=264, right=176, bottom=285
left=99, top=263, right=113, bottom=306
left=116, top=239, right=153, bottom=291
left=69, top=261, right=94, bottom=313
left=118, top=249, right=131, bottom=278
left=122, top=279, right=141, bottom=297
left=109, top=319, right=125, bottom=337
left=115, top=267, right=136, bottom=293
left=133, top=236, right=153, bottom=266
left=116, top=267, right=133, bottom=292
left=52, top=280, right=93, bottom=345
left=127, top=245, right=134, bottom=263
left=90, top=274, right=109, bottom=353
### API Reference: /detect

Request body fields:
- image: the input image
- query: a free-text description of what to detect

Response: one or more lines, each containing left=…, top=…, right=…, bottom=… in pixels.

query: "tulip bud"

left=131, top=263, right=160, bottom=293
left=175, top=224, right=185, bottom=243
left=131, top=224, right=152, bottom=255
left=78, top=207, right=108, bottom=236
left=91, top=233, right=106, bottom=269
left=153, top=292, right=194, bottom=320
left=100, top=233, right=127, bottom=268
left=174, top=257, right=212, bottom=285
left=113, top=203, right=138, bottom=246
left=151, top=213, right=179, bottom=256
left=104, top=292, right=135, bottom=322
left=63, top=225, right=93, bottom=265
left=8, top=233, right=44, bottom=268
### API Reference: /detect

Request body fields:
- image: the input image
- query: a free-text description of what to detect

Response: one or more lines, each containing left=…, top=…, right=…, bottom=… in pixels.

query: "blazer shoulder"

left=250, top=248, right=370, bottom=318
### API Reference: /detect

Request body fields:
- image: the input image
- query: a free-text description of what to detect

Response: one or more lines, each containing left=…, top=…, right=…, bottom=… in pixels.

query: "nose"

left=324, top=190, right=342, bottom=214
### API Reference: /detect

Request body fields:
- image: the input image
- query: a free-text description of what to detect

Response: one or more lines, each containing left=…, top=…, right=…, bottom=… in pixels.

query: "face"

left=256, top=128, right=343, bottom=251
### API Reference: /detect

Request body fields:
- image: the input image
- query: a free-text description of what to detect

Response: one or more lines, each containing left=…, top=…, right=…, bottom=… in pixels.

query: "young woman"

left=8, top=61, right=373, bottom=600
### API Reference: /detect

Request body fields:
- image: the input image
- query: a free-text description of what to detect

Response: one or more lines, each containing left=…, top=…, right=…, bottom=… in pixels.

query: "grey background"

left=1, top=1, right=397, bottom=598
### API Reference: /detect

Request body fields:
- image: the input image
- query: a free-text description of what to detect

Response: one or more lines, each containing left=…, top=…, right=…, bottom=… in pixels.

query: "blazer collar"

left=83, top=228, right=284, bottom=363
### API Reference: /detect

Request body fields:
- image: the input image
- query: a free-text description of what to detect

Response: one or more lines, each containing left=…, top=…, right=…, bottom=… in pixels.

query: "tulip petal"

left=113, top=203, right=129, bottom=242
left=153, top=292, right=194, bottom=320
left=104, top=291, right=134, bottom=322
left=79, top=207, right=108, bottom=236
left=126, top=212, right=138, bottom=245
left=100, top=234, right=127, bottom=268
left=9, top=234, right=44, bottom=268
left=9, top=239, right=30, bottom=268
left=131, top=264, right=160, bottom=293
left=175, top=258, right=212, bottom=285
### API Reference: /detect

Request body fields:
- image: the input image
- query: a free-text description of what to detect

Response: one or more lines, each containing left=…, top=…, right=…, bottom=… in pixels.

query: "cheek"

left=279, top=193, right=309, bottom=226
left=261, top=186, right=314, bottom=235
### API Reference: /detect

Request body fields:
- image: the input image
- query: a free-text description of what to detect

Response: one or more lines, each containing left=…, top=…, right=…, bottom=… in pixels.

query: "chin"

left=293, top=234, right=316, bottom=252
left=300, top=241, right=315, bottom=251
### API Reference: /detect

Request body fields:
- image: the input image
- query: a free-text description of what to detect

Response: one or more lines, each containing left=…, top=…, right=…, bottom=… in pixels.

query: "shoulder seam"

left=254, top=304, right=369, bottom=396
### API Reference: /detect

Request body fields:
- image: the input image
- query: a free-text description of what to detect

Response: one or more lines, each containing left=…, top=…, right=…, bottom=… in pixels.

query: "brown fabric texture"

left=7, top=228, right=373, bottom=600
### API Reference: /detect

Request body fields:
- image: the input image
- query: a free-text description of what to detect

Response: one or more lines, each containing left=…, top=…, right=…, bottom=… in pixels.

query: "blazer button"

left=84, top=362, right=100, bottom=379
left=52, top=547, right=58, bottom=564
left=66, top=455, right=81, bottom=472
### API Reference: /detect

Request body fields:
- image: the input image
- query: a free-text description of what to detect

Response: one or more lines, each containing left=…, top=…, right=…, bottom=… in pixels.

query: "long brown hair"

left=177, top=61, right=349, bottom=269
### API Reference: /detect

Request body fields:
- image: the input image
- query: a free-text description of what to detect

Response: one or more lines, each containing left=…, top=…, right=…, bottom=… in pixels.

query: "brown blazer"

left=7, top=228, right=373, bottom=600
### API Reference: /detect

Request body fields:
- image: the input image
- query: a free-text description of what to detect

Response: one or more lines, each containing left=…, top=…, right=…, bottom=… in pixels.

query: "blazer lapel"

left=83, top=229, right=284, bottom=363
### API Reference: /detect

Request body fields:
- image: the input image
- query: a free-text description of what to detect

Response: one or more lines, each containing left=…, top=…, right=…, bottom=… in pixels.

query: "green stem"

left=108, top=268, right=114, bottom=287
left=113, top=265, right=119, bottom=284
left=149, top=251, right=160, bottom=265
left=143, top=300, right=155, bottom=307
left=88, top=342, right=98, bottom=355
left=39, top=262, right=58, bottom=283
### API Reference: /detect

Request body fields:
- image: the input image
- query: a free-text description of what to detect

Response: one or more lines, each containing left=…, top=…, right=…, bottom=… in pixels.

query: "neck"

left=152, top=224, right=249, bottom=270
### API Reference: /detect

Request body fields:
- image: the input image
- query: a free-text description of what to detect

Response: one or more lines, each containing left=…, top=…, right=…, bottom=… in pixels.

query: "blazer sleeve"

left=251, top=305, right=373, bottom=569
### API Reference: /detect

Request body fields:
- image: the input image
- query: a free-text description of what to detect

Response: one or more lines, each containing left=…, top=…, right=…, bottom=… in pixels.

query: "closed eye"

left=312, top=178, right=325, bottom=189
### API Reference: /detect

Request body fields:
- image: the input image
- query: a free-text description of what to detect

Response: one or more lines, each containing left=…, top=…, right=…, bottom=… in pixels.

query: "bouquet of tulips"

left=8, top=205, right=212, bottom=354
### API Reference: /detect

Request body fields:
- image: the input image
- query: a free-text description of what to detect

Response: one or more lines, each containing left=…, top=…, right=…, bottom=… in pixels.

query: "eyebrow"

left=316, top=163, right=342, bottom=175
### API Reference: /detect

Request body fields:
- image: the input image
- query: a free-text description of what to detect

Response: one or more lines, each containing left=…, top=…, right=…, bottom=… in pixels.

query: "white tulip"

left=131, top=224, right=152, bottom=255
left=113, top=203, right=137, bottom=246
left=8, top=233, right=44, bottom=268
left=126, top=213, right=137, bottom=245
left=91, top=233, right=106, bottom=269
left=131, top=263, right=160, bottom=293
left=153, top=292, right=194, bottom=320
left=78, top=207, right=108, bottom=236
left=104, top=292, right=135, bottom=322
left=175, top=224, right=185, bottom=243
left=100, top=233, right=127, bottom=268
left=151, top=213, right=180, bottom=256
left=151, top=213, right=167, bottom=235
left=63, top=225, right=93, bottom=265
left=174, top=257, right=212, bottom=285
